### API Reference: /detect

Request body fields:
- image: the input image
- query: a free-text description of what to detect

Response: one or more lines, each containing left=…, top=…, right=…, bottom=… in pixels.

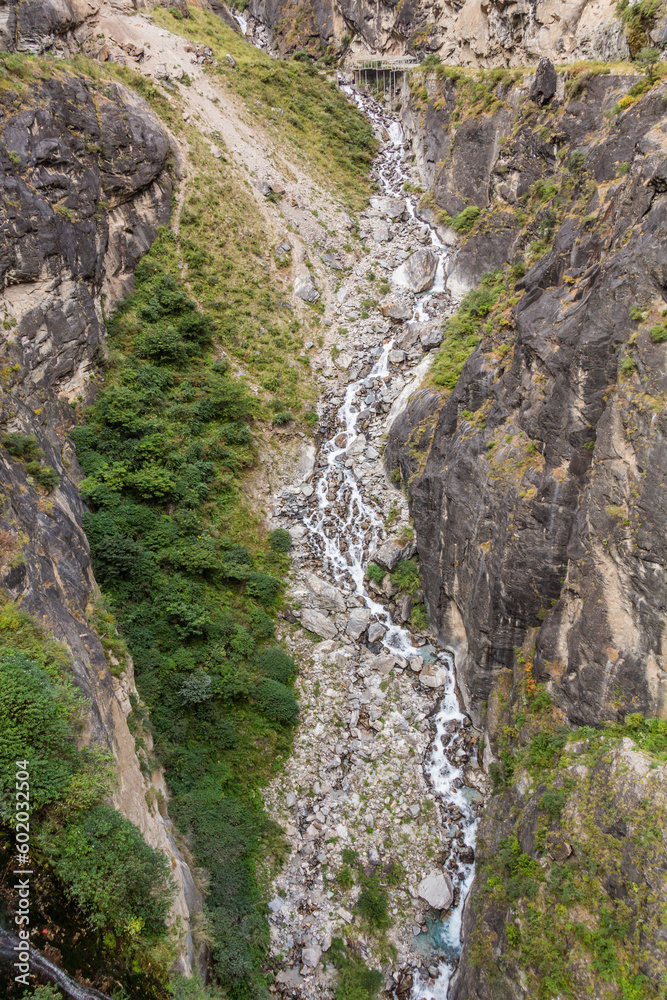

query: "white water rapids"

left=294, top=87, right=480, bottom=998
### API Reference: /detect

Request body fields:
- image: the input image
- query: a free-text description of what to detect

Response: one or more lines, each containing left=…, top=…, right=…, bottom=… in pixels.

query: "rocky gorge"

left=1, top=2, right=667, bottom=1000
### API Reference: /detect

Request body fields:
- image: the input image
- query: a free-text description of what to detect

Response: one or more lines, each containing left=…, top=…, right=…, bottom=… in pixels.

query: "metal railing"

left=349, top=56, right=420, bottom=71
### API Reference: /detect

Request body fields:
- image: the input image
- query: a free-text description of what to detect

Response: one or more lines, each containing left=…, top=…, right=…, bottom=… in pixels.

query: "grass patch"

left=431, top=270, right=505, bottom=390
left=150, top=6, right=376, bottom=211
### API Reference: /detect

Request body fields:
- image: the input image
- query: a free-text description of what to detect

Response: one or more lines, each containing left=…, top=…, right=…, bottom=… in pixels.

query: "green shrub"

left=45, top=803, right=174, bottom=937
left=257, top=646, right=296, bottom=684
left=366, top=562, right=385, bottom=585
left=390, top=558, right=421, bottom=596
left=336, top=864, right=355, bottom=890
left=650, top=324, right=667, bottom=342
left=410, top=604, right=428, bottom=631
left=246, top=572, right=282, bottom=606
left=273, top=410, right=293, bottom=425
left=1, top=431, right=42, bottom=460
left=451, top=205, right=481, bottom=233
left=255, top=677, right=298, bottom=725
left=355, top=873, right=391, bottom=930
left=28, top=988, right=62, bottom=1000
left=269, top=527, right=292, bottom=552
left=540, top=788, right=567, bottom=821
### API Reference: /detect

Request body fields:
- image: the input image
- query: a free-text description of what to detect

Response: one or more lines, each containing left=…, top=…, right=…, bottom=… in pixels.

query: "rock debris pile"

left=263, top=92, right=489, bottom=999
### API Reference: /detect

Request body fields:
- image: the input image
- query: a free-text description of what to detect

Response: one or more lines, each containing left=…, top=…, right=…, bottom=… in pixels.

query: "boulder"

left=392, top=249, right=438, bottom=293
left=302, top=945, right=322, bottom=969
left=304, top=572, right=346, bottom=613
left=420, top=663, right=448, bottom=688
left=418, top=871, right=454, bottom=911
left=530, top=57, right=557, bottom=106
left=371, top=538, right=405, bottom=572
left=419, top=324, right=444, bottom=351
left=379, top=297, right=413, bottom=322
left=370, top=195, right=406, bottom=219
left=294, top=274, right=319, bottom=302
left=368, top=621, right=386, bottom=643
left=346, top=608, right=371, bottom=639
left=300, top=609, right=337, bottom=640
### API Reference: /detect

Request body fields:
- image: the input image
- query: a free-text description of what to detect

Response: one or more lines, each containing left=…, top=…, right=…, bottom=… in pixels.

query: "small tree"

left=635, top=46, right=660, bottom=82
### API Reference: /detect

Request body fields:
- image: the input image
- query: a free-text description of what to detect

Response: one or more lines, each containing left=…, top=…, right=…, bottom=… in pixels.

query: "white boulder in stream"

left=392, top=248, right=438, bottom=293
left=420, top=663, right=448, bottom=688
left=418, top=871, right=454, bottom=911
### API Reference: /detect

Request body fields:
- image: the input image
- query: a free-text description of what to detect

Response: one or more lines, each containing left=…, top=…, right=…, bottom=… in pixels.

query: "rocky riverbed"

left=262, top=92, right=490, bottom=999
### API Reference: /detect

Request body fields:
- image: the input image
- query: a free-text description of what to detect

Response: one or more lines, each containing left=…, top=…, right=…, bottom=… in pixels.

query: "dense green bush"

left=256, top=677, right=299, bottom=725
left=257, top=646, right=296, bottom=684
left=355, top=872, right=391, bottom=930
left=390, top=558, right=421, bottom=596
left=45, top=803, right=174, bottom=937
left=73, top=248, right=296, bottom=996
left=1, top=431, right=42, bottom=459
left=365, top=562, right=385, bottom=585
left=0, top=633, right=174, bottom=964
left=269, top=527, right=292, bottom=552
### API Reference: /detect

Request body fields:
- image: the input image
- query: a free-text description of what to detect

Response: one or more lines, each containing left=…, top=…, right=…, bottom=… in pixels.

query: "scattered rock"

left=302, top=944, right=321, bottom=968
left=379, top=297, right=413, bottom=322
left=370, top=195, right=407, bottom=219
left=294, top=274, right=319, bottom=302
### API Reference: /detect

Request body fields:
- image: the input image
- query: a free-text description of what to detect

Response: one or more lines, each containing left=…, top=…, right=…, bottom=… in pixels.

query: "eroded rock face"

left=0, top=69, right=201, bottom=971
left=388, top=76, right=667, bottom=731
left=250, top=0, right=630, bottom=65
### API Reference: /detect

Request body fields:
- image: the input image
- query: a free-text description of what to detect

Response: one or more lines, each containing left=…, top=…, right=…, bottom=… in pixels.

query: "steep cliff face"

left=388, top=68, right=667, bottom=730
left=0, top=61, right=202, bottom=971
left=386, top=63, right=667, bottom=996
left=248, top=0, right=642, bottom=65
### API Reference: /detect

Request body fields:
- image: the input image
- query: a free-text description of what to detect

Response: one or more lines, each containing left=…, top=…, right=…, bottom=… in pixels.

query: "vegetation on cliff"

left=0, top=597, right=175, bottom=998
left=470, top=658, right=667, bottom=1000
left=73, top=238, right=299, bottom=997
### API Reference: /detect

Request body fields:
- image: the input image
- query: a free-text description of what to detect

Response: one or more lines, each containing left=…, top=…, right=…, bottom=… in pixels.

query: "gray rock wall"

left=388, top=72, right=667, bottom=731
